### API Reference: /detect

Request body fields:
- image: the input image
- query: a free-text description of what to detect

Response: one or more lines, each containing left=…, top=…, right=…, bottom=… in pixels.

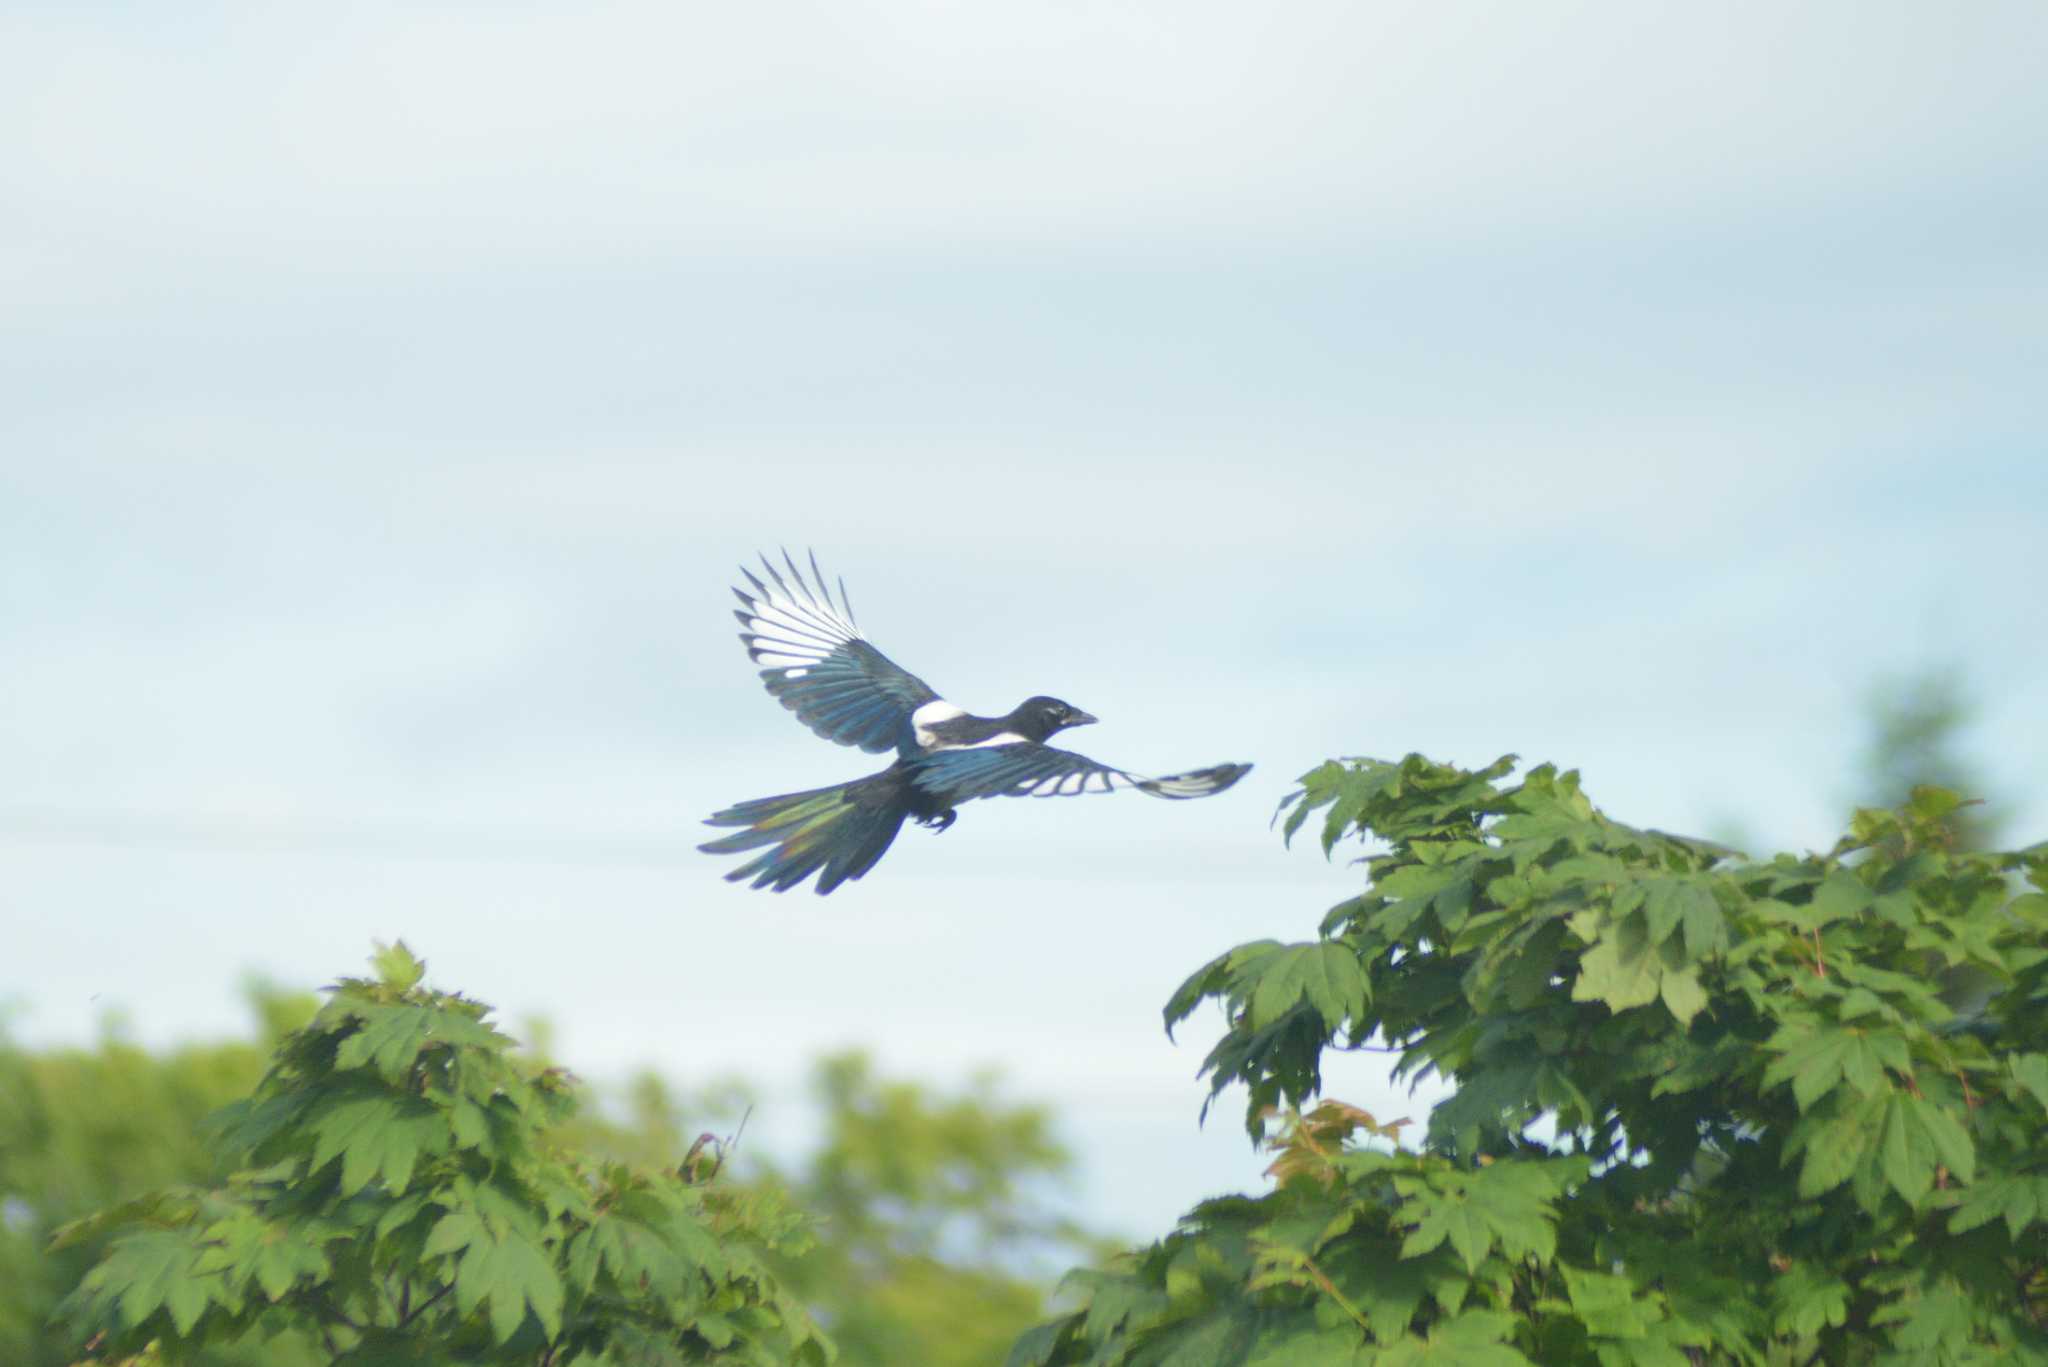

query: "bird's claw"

left=918, top=810, right=957, bottom=834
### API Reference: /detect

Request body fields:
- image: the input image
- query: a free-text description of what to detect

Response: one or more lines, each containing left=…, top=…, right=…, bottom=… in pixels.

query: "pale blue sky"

left=4, top=1, right=2045, bottom=1239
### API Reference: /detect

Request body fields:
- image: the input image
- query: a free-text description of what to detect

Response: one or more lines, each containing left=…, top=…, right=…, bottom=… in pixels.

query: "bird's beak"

left=1067, top=710, right=1098, bottom=728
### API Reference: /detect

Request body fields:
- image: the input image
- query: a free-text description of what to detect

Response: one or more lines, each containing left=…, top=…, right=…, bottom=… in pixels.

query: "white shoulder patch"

left=910, top=699, right=967, bottom=749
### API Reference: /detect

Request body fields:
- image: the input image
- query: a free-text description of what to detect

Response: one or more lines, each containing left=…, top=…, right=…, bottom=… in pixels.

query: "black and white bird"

left=700, top=551, right=1250, bottom=894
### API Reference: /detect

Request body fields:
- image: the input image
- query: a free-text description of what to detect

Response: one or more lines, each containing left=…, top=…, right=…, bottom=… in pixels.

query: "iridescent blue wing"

left=912, top=742, right=1250, bottom=802
left=733, top=550, right=941, bottom=754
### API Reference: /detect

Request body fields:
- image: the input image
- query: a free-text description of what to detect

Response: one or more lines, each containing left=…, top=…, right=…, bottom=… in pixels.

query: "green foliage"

left=774, top=1052, right=1100, bottom=1367
left=0, top=984, right=317, bottom=1367
left=1021, top=754, right=2048, bottom=1364
left=18, top=984, right=1093, bottom=1367
left=560, top=1050, right=1103, bottom=1367
left=1855, top=665, right=2000, bottom=849
left=53, top=944, right=828, bottom=1365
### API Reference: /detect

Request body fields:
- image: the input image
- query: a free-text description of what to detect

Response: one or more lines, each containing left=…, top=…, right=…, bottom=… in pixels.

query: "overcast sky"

left=5, top=2, right=2045, bottom=1240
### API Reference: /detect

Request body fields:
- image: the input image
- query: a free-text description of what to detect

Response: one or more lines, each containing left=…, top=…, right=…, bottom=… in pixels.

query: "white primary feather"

left=739, top=557, right=864, bottom=671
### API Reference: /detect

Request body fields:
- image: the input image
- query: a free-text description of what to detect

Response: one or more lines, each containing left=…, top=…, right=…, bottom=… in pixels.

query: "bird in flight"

left=701, top=550, right=1251, bottom=894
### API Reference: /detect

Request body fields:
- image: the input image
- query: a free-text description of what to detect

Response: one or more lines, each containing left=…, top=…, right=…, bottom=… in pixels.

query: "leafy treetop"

left=1017, top=754, right=2048, bottom=1365
left=56, top=942, right=830, bottom=1366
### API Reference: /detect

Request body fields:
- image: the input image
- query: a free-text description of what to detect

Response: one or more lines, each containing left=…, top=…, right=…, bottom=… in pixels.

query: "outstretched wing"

left=912, top=742, right=1250, bottom=801
left=732, top=550, right=941, bottom=754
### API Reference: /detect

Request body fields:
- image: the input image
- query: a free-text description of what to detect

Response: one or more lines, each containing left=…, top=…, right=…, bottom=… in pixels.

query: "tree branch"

left=396, top=1281, right=452, bottom=1330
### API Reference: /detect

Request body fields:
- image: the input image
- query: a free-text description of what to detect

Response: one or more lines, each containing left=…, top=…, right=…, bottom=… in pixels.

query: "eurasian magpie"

left=700, top=551, right=1251, bottom=894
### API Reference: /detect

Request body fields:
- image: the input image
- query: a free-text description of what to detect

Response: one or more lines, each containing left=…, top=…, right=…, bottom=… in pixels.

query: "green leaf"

left=1658, top=967, right=1706, bottom=1027
left=1164, top=947, right=1242, bottom=1035
left=2009, top=1053, right=2048, bottom=1113
left=1561, top=1264, right=1652, bottom=1340
left=1379, top=862, right=1479, bottom=931
left=164, top=1273, right=209, bottom=1337
left=1680, top=887, right=1729, bottom=960
left=1277, top=759, right=1408, bottom=854
left=1571, top=920, right=1661, bottom=1013
left=89, top=1230, right=201, bottom=1334
left=1392, top=1161, right=1575, bottom=1277
left=1243, top=1319, right=1369, bottom=1365
left=450, top=1223, right=563, bottom=1343
left=1877, top=1093, right=1974, bottom=1203
left=1249, top=942, right=1369, bottom=1032
left=1009, top=1319, right=1070, bottom=1367
left=309, top=1096, right=441, bottom=1196
left=1769, top=1263, right=1850, bottom=1338
left=1493, top=811, right=1597, bottom=871
left=1807, top=870, right=1873, bottom=925
left=1375, top=1310, right=1532, bottom=1366
left=1870, top=1277, right=1975, bottom=1359
left=578, top=1207, right=697, bottom=1300
left=1072, top=1268, right=1165, bottom=1342
left=331, top=1331, right=449, bottom=1366
left=1399, top=1190, right=1494, bottom=1274
left=450, top=1097, right=490, bottom=1150
left=1794, top=1092, right=1887, bottom=1200
left=424, top=1209, right=486, bottom=1260
left=1868, top=888, right=1919, bottom=928
left=333, top=1003, right=436, bottom=1082
left=370, top=940, right=426, bottom=990
left=1761, top=1023, right=1901, bottom=1112
left=1944, top=1173, right=2048, bottom=1240
left=252, top=1231, right=326, bottom=1302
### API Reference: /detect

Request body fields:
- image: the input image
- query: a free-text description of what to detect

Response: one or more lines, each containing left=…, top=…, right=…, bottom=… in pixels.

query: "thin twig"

left=1299, top=1251, right=1372, bottom=1330
left=396, top=1282, right=452, bottom=1330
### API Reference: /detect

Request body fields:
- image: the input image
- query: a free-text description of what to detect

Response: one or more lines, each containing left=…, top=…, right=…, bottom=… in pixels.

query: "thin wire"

left=0, top=807, right=700, bottom=870
left=0, top=808, right=1356, bottom=883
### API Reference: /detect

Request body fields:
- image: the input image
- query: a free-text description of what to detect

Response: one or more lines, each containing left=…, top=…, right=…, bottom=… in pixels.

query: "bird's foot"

left=917, top=809, right=957, bottom=834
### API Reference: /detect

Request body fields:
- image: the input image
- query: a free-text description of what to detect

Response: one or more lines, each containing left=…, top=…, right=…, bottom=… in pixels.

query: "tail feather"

left=699, top=771, right=909, bottom=894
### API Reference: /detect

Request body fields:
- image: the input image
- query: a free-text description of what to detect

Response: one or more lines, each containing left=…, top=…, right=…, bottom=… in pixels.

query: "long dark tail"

left=699, top=769, right=910, bottom=894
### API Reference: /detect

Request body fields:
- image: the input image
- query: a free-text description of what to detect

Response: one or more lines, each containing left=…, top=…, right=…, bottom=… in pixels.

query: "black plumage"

left=700, top=551, right=1250, bottom=894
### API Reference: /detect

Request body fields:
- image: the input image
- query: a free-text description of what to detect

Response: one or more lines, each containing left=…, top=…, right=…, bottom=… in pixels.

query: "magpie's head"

left=1011, top=695, right=1097, bottom=742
